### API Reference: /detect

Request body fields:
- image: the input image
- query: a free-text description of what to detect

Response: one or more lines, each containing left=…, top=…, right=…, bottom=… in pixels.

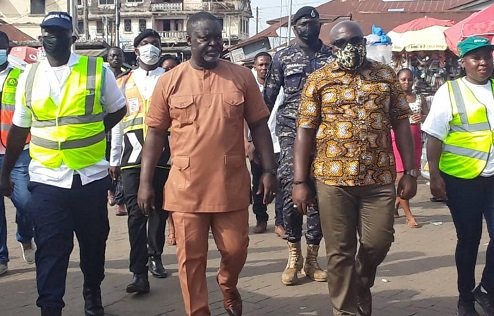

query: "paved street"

left=0, top=178, right=489, bottom=316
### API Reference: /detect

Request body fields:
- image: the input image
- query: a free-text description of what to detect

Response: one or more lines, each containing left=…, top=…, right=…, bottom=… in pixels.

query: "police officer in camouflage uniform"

left=263, top=6, right=332, bottom=286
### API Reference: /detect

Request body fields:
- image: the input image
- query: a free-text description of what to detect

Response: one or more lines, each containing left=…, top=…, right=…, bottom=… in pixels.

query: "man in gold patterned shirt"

left=292, top=21, right=417, bottom=316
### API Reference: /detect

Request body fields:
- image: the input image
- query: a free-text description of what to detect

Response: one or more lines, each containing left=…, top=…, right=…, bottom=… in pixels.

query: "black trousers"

left=250, top=156, right=283, bottom=226
left=122, top=168, right=169, bottom=275
left=28, top=176, right=110, bottom=310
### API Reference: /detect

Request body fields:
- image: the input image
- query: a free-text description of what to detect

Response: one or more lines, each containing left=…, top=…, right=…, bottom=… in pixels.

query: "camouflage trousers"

left=278, top=136, right=323, bottom=245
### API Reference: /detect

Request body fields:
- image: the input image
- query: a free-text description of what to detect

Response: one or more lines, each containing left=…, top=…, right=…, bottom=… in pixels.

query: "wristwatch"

left=404, top=169, right=419, bottom=178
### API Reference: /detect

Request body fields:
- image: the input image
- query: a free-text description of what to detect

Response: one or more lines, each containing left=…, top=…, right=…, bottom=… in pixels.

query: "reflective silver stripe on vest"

left=450, top=80, right=469, bottom=125
left=31, top=113, right=104, bottom=128
left=85, top=57, right=96, bottom=115
left=30, top=130, right=106, bottom=150
left=443, top=144, right=489, bottom=161
left=122, top=117, right=144, bottom=131
left=450, top=122, right=491, bottom=132
left=1, top=104, right=15, bottom=111
left=24, top=63, right=41, bottom=120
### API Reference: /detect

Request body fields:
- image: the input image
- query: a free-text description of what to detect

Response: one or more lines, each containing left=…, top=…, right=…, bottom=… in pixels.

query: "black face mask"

left=42, top=34, right=71, bottom=58
left=297, top=27, right=320, bottom=43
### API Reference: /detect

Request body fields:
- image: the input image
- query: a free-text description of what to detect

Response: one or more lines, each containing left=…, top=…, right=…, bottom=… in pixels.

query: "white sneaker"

left=20, top=241, right=36, bottom=264
left=0, top=262, right=7, bottom=275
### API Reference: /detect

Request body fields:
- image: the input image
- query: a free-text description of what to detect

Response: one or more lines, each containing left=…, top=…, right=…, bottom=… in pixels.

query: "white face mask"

left=138, top=44, right=161, bottom=66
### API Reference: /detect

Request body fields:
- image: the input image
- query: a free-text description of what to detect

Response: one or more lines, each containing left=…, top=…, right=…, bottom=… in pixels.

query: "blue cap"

left=40, top=12, right=73, bottom=30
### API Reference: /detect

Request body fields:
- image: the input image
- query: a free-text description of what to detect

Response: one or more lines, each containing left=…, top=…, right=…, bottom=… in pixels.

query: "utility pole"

left=255, top=6, right=259, bottom=34
left=115, top=0, right=121, bottom=47
left=68, top=0, right=78, bottom=35
left=83, top=0, right=89, bottom=39
left=286, top=0, right=292, bottom=47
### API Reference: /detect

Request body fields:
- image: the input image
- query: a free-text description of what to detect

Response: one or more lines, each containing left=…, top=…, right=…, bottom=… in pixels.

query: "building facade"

left=82, top=0, right=252, bottom=58
left=0, top=0, right=252, bottom=59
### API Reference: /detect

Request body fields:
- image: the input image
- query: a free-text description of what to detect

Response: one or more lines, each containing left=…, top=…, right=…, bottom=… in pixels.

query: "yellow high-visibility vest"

left=440, top=78, right=494, bottom=179
left=24, top=56, right=106, bottom=170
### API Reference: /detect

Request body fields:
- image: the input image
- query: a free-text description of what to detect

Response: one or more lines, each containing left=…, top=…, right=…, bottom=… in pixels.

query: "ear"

left=134, top=47, right=140, bottom=57
left=186, top=35, right=191, bottom=46
left=459, top=58, right=464, bottom=68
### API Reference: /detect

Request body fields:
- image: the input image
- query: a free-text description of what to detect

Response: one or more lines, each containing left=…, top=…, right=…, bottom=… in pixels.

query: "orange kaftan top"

left=147, top=60, right=270, bottom=213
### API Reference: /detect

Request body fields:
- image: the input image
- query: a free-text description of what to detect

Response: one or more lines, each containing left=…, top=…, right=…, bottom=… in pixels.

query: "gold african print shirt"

left=297, top=60, right=410, bottom=186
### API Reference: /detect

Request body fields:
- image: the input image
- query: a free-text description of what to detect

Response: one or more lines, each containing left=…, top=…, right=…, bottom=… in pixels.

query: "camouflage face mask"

left=335, top=42, right=366, bottom=71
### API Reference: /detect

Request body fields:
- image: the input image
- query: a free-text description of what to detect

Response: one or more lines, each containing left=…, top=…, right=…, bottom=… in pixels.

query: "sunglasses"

left=332, top=36, right=365, bottom=49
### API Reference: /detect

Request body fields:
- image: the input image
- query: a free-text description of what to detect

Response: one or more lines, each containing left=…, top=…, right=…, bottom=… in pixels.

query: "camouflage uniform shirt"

left=263, top=42, right=333, bottom=138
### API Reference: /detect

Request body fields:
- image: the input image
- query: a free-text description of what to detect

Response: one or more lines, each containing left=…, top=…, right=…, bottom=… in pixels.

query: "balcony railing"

left=160, top=31, right=187, bottom=41
left=151, top=3, right=183, bottom=11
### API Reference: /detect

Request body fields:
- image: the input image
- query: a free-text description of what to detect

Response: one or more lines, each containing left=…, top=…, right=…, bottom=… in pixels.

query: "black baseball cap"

left=40, top=12, right=73, bottom=30
left=292, top=6, right=319, bottom=24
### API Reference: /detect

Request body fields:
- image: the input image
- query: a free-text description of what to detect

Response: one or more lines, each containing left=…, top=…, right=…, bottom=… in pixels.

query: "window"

left=77, top=20, right=84, bottom=34
left=124, top=19, right=132, bottom=32
left=98, top=0, right=115, bottom=4
left=218, top=18, right=224, bottom=30
left=139, top=19, right=146, bottom=32
left=30, top=0, right=45, bottom=15
left=96, top=21, right=104, bottom=34
left=127, top=0, right=143, bottom=2
left=163, top=20, right=171, bottom=31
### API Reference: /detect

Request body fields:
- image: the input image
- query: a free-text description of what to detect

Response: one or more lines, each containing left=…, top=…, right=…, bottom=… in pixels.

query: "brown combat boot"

left=303, top=244, right=327, bottom=282
left=281, top=241, right=303, bottom=285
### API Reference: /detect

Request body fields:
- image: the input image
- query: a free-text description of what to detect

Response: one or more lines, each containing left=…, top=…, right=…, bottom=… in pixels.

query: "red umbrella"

left=444, top=3, right=494, bottom=55
left=9, top=46, right=40, bottom=63
left=392, top=16, right=454, bottom=33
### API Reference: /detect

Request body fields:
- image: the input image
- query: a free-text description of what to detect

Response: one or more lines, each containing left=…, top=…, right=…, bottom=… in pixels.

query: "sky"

left=249, top=0, right=328, bottom=35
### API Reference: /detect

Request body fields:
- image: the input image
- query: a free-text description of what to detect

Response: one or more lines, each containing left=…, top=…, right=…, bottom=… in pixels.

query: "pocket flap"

left=173, top=156, right=190, bottom=170
left=223, top=92, right=245, bottom=106
left=169, top=96, right=194, bottom=109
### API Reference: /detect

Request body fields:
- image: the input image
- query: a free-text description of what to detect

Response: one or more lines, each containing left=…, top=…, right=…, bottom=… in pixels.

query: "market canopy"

left=388, top=25, right=451, bottom=52
left=444, top=3, right=494, bottom=55
left=388, top=17, right=454, bottom=52
left=392, top=16, right=454, bottom=33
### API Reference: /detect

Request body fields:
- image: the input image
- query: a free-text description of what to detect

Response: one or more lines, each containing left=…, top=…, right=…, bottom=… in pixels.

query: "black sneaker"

left=457, top=299, right=480, bottom=316
left=473, top=286, right=494, bottom=316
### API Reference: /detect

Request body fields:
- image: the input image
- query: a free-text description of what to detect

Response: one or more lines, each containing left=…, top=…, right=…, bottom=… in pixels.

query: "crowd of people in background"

left=0, top=6, right=492, bottom=316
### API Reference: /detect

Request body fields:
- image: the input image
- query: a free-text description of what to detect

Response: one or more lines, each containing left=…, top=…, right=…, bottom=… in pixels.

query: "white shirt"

left=422, top=78, right=494, bottom=176
left=13, top=53, right=126, bottom=188
left=109, top=66, right=165, bottom=166
left=252, top=68, right=283, bottom=154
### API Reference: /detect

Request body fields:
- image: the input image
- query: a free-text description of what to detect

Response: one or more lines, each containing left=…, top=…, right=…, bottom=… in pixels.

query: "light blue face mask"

left=0, top=50, right=7, bottom=66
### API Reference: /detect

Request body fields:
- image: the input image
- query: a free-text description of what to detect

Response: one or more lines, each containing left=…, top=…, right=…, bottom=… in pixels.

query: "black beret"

left=292, top=6, right=319, bottom=24
left=133, top=29, right=161, bottom=48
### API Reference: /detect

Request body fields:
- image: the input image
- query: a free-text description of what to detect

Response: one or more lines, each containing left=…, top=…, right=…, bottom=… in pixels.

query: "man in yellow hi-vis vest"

left=0, top=31, right=36, bottom=277
left=0, top=12, right=126, bottom=316
left=110, top=29, right=170, bottom=295
left=423, top=36, right=494, bottom=316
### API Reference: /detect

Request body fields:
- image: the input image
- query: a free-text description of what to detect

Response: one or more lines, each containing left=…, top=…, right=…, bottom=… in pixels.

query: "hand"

left=0, top=174, right=12, bottom=197
left=411, top=113, right=422, bottom=122
left=257, top=173, right=277, bottom=204
left=137, top=183, right=155, bottom=216
left=245, top=142, right=256, bottom=161
left=430, top=172, right=447, bottom=201
left=292, top=182, right=314, bottom=215
left=109, top=166, right=121, bottom=181
left=397, top=175, right=417, bottom=200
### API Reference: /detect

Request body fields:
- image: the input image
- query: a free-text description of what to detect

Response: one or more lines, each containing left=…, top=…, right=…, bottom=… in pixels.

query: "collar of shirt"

left=131, top=66, right=165, bottom=100
left=291, top=41, right=333, bottom=57
left=252, top=68, right=264, bottom=93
